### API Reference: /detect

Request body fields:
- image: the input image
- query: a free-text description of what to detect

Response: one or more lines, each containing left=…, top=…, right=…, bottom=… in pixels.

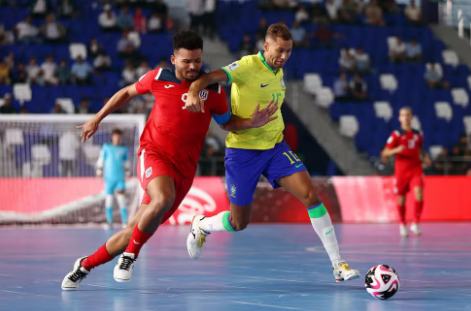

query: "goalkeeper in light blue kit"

left=96, top=129, right=130, bottom=228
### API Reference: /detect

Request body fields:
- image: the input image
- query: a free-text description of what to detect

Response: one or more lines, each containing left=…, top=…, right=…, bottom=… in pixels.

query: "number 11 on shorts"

left=283, top=151, right=300, bottom=164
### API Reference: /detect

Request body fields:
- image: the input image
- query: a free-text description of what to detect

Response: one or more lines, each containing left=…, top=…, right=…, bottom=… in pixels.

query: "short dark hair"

left=400, top=106, right=413, bottom=114
left=111, top=128, right=123, bottom=136
left=266, top=23, right=292, bottom=41
left=172, top=30, right=203, bottom=51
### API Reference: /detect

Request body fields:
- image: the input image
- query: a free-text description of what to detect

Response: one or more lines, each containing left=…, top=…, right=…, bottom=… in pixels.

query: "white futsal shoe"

left=61, top=257, right=89, bottom=290
left=114, top=253, right=136, bottom=282
left=333, top=261, right=361, bottom=282
left=410, top=223, right=421, bottom=236
left=400, top=224, right=409, bottom=237
left=186, top=215, right=209, bottom=260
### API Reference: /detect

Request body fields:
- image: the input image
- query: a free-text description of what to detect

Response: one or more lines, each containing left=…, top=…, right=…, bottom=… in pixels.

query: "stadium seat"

left=13, top=84, right=32, bottom=103
left=56, top=98, right=75, bottom=114
left=464, top=116, right=471, bottom=134
left=451, top=88, right=469, bottom=108
left=315, top=87, right=334, bottom=108
left=429, top=145, right=444, bottom=159
left=380, top=74, right=398, bottom=91
left=339, top=115, right=359, bottom=137
left=434, top=102, right=453, bottom=121
left=374, top=101, right=393, bottom=122
left=412, top=116, right=422, bottom=130
left=31, top=144, right=51, bottom=178
left=4, top=129, right=24, bottom=147
left=82, top=144, right=101, bottom=165
left=303, top=74, right=322, bottom=95
left=69, top=43, right=87, bottom=60
left=442, top=50, right=459, bottom=67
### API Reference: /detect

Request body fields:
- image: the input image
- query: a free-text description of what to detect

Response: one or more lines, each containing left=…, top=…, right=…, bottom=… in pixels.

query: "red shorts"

left=394, top=169, right=424, bottom=196
left=137, top=148, right=194, bottom=222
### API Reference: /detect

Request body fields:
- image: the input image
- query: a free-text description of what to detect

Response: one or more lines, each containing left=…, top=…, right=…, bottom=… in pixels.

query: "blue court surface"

left=1, top=223, right=471, bottom=311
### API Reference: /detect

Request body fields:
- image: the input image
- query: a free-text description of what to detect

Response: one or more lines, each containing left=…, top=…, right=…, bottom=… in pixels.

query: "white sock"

left=198, top=211, right=235, bottom=232
left=308, top=202, right=342, bottom=268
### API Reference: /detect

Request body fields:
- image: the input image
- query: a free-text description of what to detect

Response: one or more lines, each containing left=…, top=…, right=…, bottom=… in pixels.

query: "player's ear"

left=170, top=54, right=176, bottom=65
left=264, top=40, right=269, bottom=52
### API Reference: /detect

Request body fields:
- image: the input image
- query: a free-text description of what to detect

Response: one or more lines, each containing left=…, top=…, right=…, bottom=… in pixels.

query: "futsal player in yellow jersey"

left=184, top=23, right=360, bottom=282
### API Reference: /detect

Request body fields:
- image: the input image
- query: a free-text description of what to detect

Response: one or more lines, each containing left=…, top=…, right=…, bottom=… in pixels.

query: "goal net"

left=0, top=114, right=146, bottom=225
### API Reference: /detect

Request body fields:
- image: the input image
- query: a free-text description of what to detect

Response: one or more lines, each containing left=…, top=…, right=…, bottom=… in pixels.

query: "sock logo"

left=133, top=239, right=141, bottom=245
left=325, top=228, right=334, bottom=235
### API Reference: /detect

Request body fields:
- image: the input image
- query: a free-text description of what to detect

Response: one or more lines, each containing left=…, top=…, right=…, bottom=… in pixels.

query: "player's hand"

left=423, top=156, right=432, bottom=167
left=96, top=169, right=103, bottom=178
left=77, top=117, right=99, bottom=142
left=184, top=91, right=205, bottom=113
left=250, top=99, right=279, bottom=128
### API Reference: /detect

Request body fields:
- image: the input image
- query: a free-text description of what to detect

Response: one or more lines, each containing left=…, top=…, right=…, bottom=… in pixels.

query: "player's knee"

left=230, top=216, right=250, bottom=231
left=148, top=195, right=175, bottom=219
left=301, top=189, right=321, bottom=208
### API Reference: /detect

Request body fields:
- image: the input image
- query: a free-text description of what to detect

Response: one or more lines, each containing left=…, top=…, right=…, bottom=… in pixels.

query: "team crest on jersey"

left=145, top=167, right=153, bottom=178
left=199, top=90, right=209, bottom=101
left=280, top=78, right=285, bottom=88
left=230, top=184, right=236, bottom=198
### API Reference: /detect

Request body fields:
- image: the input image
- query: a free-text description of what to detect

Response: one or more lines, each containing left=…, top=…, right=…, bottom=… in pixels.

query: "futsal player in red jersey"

left=382, top=107, right=431, bottom=238
left=61, top=31, right=278, bottom=290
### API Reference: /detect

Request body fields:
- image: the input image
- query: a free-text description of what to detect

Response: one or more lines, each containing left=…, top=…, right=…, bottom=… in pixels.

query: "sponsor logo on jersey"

left=260, top=83, right=269, bottom=88
left=164, top=84, right=175, bottom=89
left=145, top=167, right=152, bottom=178
left=226, top=62, right=240, bottom=72
left=199, top=90, right=209, bottom=101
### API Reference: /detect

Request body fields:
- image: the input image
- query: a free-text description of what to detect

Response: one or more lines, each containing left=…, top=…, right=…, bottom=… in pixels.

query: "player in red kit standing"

left=61, top=31, right=278, bottom=290
left=382, top=107, right=431, bottom=237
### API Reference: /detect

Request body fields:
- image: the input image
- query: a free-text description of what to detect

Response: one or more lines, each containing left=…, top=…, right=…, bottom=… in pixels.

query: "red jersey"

left=135, top=67, right=229, bottom=178
left=385, top=128, right=423, bottom=174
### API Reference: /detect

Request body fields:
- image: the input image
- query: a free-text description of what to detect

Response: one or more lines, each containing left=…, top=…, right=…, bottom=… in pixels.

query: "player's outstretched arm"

left=382, top=146, right=405, bottom=157
left=186, top=69, right=229, bottom=113
left=219, top=99, right=279, bottom=132
left=77, top=84, right=141, bottom=142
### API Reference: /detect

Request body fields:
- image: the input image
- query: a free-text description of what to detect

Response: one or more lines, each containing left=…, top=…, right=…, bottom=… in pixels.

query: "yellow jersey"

left=221, top=51, right=286, bottom=150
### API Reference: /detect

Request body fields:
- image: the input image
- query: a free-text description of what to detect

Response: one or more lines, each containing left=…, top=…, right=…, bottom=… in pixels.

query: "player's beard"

left=183, top=70, right=201, bottom=82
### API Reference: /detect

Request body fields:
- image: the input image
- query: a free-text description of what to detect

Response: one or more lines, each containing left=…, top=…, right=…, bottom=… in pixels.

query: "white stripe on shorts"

left=140, top=149, right=146, bottom=182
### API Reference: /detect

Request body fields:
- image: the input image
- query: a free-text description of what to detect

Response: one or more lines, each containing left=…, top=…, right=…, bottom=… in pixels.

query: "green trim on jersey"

left=258, top=51, right=277, bottom=75
left=221, top=67, right=232, bottom=84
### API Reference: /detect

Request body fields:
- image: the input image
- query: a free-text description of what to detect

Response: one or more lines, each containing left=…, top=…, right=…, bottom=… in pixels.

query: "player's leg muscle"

left=277, top=171, right=321, bottom=207
left=397, top=195, right=406, bottom=206
left=138, top=175, right=175, bottom=234
left=229, top=202, right=252, bottom=231
left=414, top=187, right=423, bottom=202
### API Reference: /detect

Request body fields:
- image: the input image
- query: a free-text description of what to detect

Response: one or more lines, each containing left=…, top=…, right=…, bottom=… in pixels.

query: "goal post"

left=0, top=114, right=146, bottom=225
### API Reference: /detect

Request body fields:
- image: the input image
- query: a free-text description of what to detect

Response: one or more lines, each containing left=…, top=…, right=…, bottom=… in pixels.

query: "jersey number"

left=408, top=140, right=416, bottom=149
left=283, top=151, right=300, bottom=164
left=272, top=93, right=282, bottom=102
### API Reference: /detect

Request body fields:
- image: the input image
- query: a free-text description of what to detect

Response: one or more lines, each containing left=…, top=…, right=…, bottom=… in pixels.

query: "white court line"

left=0, top=289, right=56, bottom=299
left=231, top=301, right=313, bottom=311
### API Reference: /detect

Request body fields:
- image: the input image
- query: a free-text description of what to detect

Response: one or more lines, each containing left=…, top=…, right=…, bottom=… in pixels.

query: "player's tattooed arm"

left=186, top=69, right=228, bottom=113
left=219, top=99, right=279, bottom=131
left=77, top=84, right=140, bottom=142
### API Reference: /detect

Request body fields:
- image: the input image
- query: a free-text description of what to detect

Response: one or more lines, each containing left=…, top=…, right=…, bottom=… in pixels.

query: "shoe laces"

left=69, top=268, right=87, bottom=282
left=119, top=255, right=136, bottom=271
left=336, top=262, right=351, bottom=271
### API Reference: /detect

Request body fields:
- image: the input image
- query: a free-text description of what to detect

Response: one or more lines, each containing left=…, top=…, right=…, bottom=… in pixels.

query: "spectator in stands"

left=451, top=145, right=468, bottom=174
left=99, top=4, right=118, bottom=32
left=71, top=56, right=93, bottom=85
left=379, top=0, right=399, bottom=14
left=57, top=0, right=76, bottom=19
left=75, top=98, right=92, bottom=114
left=157, top=58, right=170, bottom=69
left=41, top=55, right=59, bottom=85
left=117, top=6, right=134, bottom=30
left=4, top=52, right=14, bottom=70
left=151, top=0, right=168, bottom=19
left=325, top=0, right=339, bottom=22
left=88, top=38, right=102, bottom=58
left=0, top=61, right=11, bottom=85
left=52, top=102, right=66, bottom=114
left=187, top=0, right=204, bottom=34
left=117, top=29, right=137, bottom=59
left=354, top=47, right=371, bottom=75
left=203, top=0, right=217, bottom=39
left=58, top=59, right=73, bottom=85
left=365, top=0, right=385, bottom=26
left=333, top=73, right=349, bottom=102
left=350, top=73, right=368, bottom=101
left=312, top=23, right=343, bottom=49
left=424, top=63, right=449, bottom=89
left=0, top=93, right=15, bottom=114
left=295, top=5, right=309, bottom=24
left=389, top=36, right=406, bottom=63
left=15, top=16, right=41, bottom=44
left=59, top=128, right=80, bottom=177
left=454, top=134, right=469, bottom=156
left=0, top=24, right=14, bottom=45
left=40, top=14, right=67, bottom=44
left=406, top=38, right=422, bottom=62
left=272, top=0, right=288, bottom=10
left=374, top=149, right=394, bottom=176
left=257, top=18, right=269, bottom=39
left=311, top=3, right=329, bottom=24
left=148, top=13, right=163, bottom=33
left=27, top=57, right=43, bottom=85
left=239, top=34, right=255, bottom=57
left=290, top=21, right=307, bottom=48
left=134, top=7, right=147, bottom=34
left=93, top=50, right=112, bottom=72
left=432, top=148, right=452, bottom=175
left=13, top=62, right=28, bottom=83
left=339, top=49, right=355, bottom=73
left=201, top=130, right=224, bottom=175
left=122, top=60, right=136, bottom=85
left=405, top=0, right=421, bottom=25
left=136, top=60, right=151, bottom=77
left=31, top=0, right=49, bottom=18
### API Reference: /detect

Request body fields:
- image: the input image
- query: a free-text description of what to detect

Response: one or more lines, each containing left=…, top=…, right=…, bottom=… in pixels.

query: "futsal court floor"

left=1, top=223, right=471, bottom=311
